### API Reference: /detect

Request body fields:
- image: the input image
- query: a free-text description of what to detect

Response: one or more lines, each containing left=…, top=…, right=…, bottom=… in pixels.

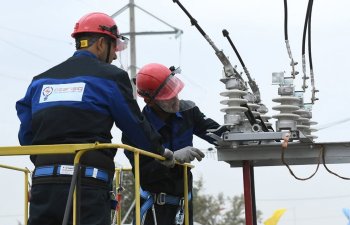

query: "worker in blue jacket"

left=123, top=63, right=226, bottom=225
left=16, top=13, right=174, bottom=225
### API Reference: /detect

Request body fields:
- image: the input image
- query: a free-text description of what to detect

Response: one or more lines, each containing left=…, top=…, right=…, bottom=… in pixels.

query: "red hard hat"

left=136, top=63, right=184, bottom=100
left=71, top=12, right=119, bottom=40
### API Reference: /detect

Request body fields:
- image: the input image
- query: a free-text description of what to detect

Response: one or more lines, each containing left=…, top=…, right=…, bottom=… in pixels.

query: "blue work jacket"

left=123, top=100, right=224, bottom=195
left=16, top=50, right=164, bottom=180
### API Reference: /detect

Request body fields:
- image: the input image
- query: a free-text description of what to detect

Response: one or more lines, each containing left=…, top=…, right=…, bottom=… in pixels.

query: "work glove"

left=173, top=146, right=205, bottom=164
left=158, top=148, right=175, bottom=168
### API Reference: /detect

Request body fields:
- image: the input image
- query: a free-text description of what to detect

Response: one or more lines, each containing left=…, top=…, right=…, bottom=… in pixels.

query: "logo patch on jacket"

left=39, top=82, right=86, bottom=103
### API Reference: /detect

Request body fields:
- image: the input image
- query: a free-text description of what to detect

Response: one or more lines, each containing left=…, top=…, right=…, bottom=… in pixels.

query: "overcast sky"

left=1, top=0, right=350, bottom=225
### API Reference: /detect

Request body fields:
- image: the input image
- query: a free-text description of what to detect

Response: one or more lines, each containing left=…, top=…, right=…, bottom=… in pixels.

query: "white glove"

left=158, top=148, right=175, bottom=168
left=173, top=146, right=205, bottom=164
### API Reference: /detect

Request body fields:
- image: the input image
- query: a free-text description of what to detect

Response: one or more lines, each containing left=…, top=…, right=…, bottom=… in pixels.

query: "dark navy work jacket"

left=123, top=100, right=224, bottom=195
left=16, top=50, right=164, bottom=183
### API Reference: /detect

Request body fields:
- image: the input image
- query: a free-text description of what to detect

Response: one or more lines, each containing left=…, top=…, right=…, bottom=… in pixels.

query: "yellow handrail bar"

left=0, top=143, right=193, bottom=225
left=114, top=168, right=132, bottom=225
left=0, top=164, right=30, bottom=225
left=134, top=152, right=141, bottom=225
left=184, top=164, right=189, bottom=225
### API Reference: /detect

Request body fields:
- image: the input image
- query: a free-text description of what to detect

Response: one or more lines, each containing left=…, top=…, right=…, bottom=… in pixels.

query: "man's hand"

left=158, top=148, right=175, bottom=168
left=173, top=146, right=205, bottom=164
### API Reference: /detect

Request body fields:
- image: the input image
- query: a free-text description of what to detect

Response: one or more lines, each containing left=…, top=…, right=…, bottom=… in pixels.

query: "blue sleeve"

left=109, top=71, right=164, bottom=155
left=192, top=106, right=226, bottom=145
left=16, top=83, right=34, bottom=145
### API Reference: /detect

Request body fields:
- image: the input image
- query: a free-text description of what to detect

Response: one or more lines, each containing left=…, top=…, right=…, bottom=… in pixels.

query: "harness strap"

left=33, top=165, right=110, bottom=182
left=139, top=188, right=192, bottom=222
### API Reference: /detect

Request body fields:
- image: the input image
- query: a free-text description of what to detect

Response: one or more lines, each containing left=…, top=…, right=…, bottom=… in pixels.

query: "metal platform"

left=217, top=141, right=350, bottom=167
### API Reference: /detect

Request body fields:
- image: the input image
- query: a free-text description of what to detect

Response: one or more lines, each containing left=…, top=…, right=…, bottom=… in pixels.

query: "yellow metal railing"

left=0, top=164, right=30, bottom=225
left=0, top=143, right=193, bottom=225
left=113, top=167, right=132, bottom=225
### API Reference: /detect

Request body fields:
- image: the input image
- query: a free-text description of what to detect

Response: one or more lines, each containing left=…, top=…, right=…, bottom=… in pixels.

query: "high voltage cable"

left=317, top=117, right=350, bottom=131
left=0, top=25, right=73, bottom=62
left=0, top=73, right=31, bottom=82
left=0, top=26, right=72, bottom=45
left=0, top=38, right=50, bottom=62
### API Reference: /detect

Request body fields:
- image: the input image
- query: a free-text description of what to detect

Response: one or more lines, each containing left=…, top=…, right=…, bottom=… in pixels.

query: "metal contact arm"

left=172, top=0, right=244, bottom=82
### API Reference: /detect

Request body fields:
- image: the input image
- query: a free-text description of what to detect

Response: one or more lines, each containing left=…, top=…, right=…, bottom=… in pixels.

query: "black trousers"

left=28, top=183, right=110, bottom=225
left=141, top=198, right=193, bottom=225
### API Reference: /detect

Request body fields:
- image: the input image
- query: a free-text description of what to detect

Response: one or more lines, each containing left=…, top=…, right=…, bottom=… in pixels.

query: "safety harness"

left=33, top=165, right=110, bottom=182
left=140, top=188, right=192, bottom=225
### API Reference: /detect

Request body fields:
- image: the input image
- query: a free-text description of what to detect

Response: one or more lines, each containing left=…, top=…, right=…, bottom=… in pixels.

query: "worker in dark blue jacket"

left=16, top=13, right=173, bottom=225
left=122, top=63, right=226, bottom=225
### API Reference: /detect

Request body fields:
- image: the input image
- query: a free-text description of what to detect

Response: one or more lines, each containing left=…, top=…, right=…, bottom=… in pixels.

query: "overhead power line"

left=0, top=73, right=31, bottom=82
left=317, top=117, right=350, bottom=131
left=0, top=26, right=72, bottom=45
left=0, top=38, right=50, bottom=62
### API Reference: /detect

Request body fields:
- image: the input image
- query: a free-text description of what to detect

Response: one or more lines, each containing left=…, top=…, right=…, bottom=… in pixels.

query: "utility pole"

left=129, top=0, right=137, bottom=98
left=111, top=0, right=183, bottom=98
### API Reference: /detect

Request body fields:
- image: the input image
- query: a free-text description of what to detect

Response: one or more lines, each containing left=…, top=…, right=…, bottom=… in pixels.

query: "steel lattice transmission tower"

left=111, top=0, right=183, bottom=98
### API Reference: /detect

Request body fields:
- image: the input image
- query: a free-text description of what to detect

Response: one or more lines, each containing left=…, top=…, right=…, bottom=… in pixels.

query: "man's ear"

left=96, top=37, right=105, bottom=52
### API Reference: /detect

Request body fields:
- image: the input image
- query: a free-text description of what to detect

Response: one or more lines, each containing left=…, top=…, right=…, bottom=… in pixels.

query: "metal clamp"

left=179, top=198, right=184, bottom=208
left=156, top=192, right=166, bottom=205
